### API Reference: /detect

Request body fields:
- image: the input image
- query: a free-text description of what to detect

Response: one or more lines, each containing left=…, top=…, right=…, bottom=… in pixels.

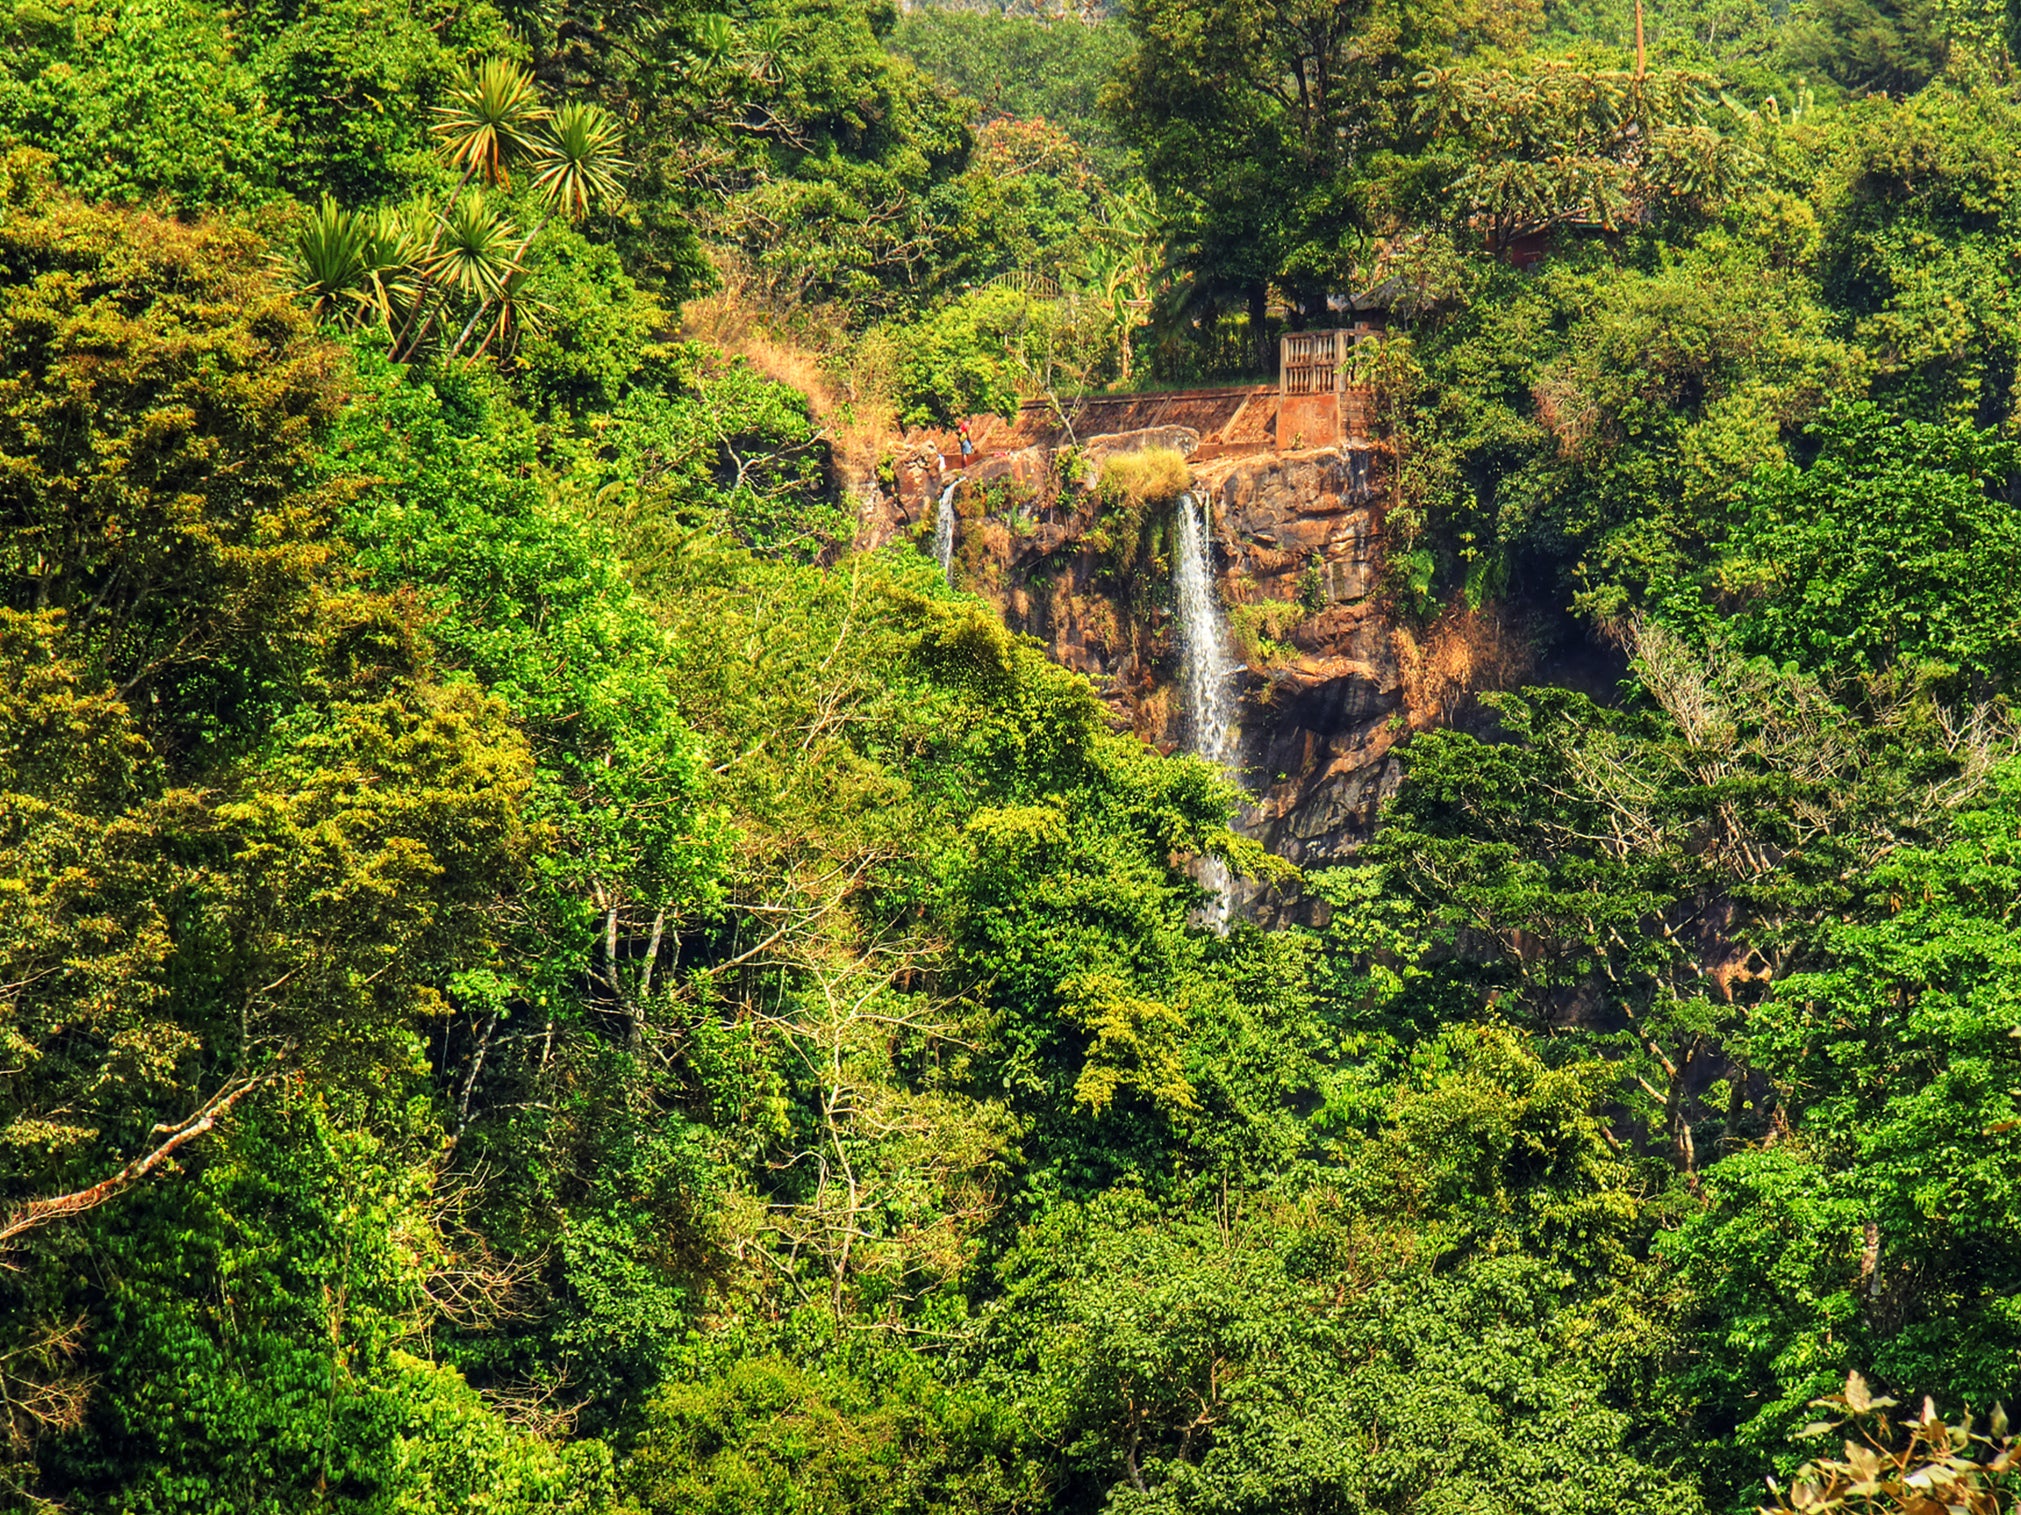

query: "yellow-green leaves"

left=0, top=168, right=348, bottom=743
left=963, top=804, right=1068, bottom=863
left=910, top=602, right=1023, bottom=703
left=1060, top=971, right=1196, bottom=1118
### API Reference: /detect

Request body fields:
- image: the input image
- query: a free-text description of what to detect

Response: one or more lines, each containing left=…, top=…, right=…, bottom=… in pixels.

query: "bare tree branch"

left=0, top=1063, right=287, bottom=1251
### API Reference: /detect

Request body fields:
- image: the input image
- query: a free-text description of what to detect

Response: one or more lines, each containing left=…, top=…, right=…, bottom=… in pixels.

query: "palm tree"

left=354, top=206, right=425, bottom=328
left=374, top=56, right=627, bottom=362
left=441, top=98, right=629, bottom=359
left=450, top=255, right=550, bottom=361
left=287, top=198, right=424, bottom=332
left=530, top=103, right=630, bottom=222
left=432, top=59, right=548, bottom=189
left=426, top=192, right=519, bottom=301
left=389, top=58, right=546, bottom=358
left=288, top=197, right=371, bottom=327
left=395, top=193, right=519, bottom=359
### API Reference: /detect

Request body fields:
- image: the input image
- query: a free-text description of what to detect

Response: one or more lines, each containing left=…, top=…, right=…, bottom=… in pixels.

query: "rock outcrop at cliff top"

left=858, top=400, right=1406, bottom=874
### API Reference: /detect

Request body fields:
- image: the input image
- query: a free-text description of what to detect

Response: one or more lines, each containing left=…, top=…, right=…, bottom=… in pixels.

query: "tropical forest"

left=5, top=0, right=2021, bottom=1509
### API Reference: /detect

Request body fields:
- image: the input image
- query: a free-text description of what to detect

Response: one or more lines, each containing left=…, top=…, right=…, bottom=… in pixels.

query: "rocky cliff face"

left=858, top=415, right=1412, bottom=875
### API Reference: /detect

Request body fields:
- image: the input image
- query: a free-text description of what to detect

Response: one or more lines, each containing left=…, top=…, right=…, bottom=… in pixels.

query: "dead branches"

left=0, top=1317, right=93, bottom=1452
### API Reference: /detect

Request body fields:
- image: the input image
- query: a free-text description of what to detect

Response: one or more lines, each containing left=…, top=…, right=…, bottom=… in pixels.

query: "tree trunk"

left=1249, top=282, right=1271, bottom=377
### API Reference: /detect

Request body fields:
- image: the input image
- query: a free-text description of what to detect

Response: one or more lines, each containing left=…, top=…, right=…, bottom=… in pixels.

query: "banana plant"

left=1078, top=184, right=1162, bottom=386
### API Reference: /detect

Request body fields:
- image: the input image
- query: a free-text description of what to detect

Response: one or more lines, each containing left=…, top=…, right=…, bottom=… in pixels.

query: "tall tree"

left=1110, top=0, right=1545, bottom=361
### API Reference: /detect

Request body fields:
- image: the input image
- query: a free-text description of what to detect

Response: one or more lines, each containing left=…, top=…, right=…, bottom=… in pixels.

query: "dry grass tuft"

left=679, top=260, right=900, bottom=483
left=1098, top=446, right=1191, bottom=507
left=1393, top=602, right=1532, bottom=730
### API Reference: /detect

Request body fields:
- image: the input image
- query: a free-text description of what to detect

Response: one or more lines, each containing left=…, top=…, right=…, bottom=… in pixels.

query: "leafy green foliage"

left=0, top=188, right=568, bottom=1507
left=1412, top=59, right=1755, bottom=247
left=941, top=118, right=1112, bottom=289
left=876, top=283, right=1122, bottom=426
left=628, top=0, right=975, bottom=314
left=39, top=1094, right=617, bottom=1515
left=1817, top=88, right=2021, bottom=426
left=888, top=9, right=1136, bottom=180
left=1111, top=0, right=1549, bottom=368
left=1720, top=401, right=2021, bottom=685
left=12, top=4, right=2021, bottom=1513
left=982, top=1034, right=1694, bottom=1515
left=0, top=0, right=285, bottom=205
left=629, top=1353, right=1032, bottom=1514
left=246, top=0, right=503, bottom=204
left=567, top=341, right=840, bottom=554
left=1660, top=763, right=2021, bottom=1490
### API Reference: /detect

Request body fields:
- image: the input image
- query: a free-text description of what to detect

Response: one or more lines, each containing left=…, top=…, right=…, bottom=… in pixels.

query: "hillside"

left=4, top=1, right=2021, bottom=1512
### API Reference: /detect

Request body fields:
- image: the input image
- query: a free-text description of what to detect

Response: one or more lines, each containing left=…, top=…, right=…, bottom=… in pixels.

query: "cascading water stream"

left=934, top=481, right=958, bottom=583
left=1172, top=490, right=1241, bottom=928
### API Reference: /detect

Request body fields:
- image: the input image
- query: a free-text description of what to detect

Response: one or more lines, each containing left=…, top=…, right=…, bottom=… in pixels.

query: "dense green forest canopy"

left=5, top=0, right=2021, bottom=1511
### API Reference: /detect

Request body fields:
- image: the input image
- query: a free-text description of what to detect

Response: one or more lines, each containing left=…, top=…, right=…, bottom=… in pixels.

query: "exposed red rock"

left=858, top=400, right=1408, bottom=878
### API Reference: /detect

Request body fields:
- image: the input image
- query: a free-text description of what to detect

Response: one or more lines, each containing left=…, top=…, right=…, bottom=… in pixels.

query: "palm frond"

left=480, top=262, right=553, bottom=357
left=433, top=59, right=548, bottom=187
left=355, top=206, right=426, bottom=327
left=426, top=193, right=520, bottom=301
left=530, top=102, right=629, bottom=221
left=288, top=197, right=376, bottom=328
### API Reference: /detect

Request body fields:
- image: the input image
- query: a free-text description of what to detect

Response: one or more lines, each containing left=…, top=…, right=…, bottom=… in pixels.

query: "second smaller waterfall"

left=934, top=482, right=958, bottom=583
left=1172, top=490, right=1241, bottom=928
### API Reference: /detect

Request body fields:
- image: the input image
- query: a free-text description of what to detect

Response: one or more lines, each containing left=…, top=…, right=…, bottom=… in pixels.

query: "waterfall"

left=934, top=481, right=958, bottom=583
left=1172, top=490, right=1241, bottom=928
